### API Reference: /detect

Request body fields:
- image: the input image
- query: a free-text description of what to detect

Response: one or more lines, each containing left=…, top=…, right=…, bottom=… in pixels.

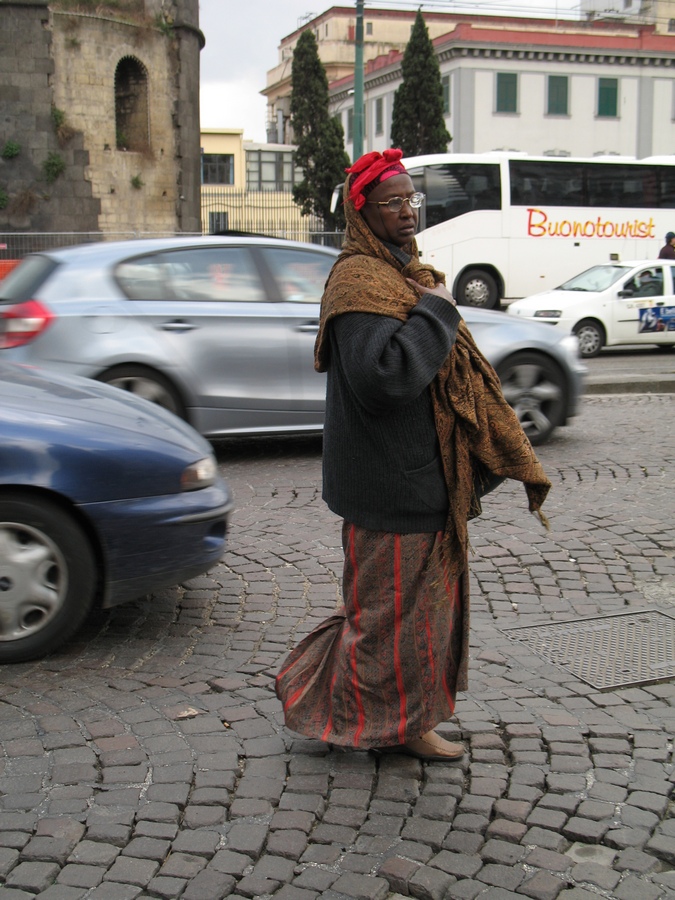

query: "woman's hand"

left=407, top=278, right=456, bottom=306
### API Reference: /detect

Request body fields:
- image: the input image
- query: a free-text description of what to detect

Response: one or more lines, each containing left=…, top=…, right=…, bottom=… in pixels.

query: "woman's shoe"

left=403, top=732, right=465, bottom=760
left=371, top=731, right=465, bottom=761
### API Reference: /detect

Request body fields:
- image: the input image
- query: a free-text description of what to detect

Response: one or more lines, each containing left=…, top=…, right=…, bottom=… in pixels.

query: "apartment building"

left=262, top=6, right=463, bottom=145
left=264, top=3, right=675, bottom=160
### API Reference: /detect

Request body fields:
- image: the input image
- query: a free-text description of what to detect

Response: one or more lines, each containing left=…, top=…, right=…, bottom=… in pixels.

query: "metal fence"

left=202, top=187, right=315, bottom=238
left=0, top=228, right=345, bottom=264
left=0, top=232, right=196, bottom=261
left=200, top=188, right=344, bottom=248
left=0, top=189, right=346, bottom=264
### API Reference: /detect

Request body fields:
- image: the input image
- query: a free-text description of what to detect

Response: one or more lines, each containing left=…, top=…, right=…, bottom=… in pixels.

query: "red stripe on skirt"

left=283, top=684, right=305, bottom=713
left=347, top=524, right=366, bottom=745
left=393, top=533, right=408, bottom=744
left=279, top=645, right=314, bottom=712
left=321, top=668, right=338, bottom=742
left=425, top=608, right=435, bottom=686
left=440, top=561, right=460, bottom=714
left=278, top=654, right=300, bottom=683
left=442, top=668, right=456, bottom=714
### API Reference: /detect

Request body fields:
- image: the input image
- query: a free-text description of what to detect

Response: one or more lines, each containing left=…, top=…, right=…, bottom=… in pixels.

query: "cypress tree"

left=290, top=29, right=350, bottom=230
left=391, top=9, right=451, bottom=156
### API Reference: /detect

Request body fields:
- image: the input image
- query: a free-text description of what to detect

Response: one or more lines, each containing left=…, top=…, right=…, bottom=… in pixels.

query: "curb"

left=584, top=374, right=675, bottom=394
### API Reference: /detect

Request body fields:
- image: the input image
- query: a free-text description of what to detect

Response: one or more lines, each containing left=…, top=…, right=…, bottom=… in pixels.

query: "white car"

left=507, top=261, right=675, bottom=358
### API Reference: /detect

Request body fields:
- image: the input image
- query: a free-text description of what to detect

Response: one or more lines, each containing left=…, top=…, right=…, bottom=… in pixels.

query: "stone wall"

left=171, top=0, right=202, bottom=234
left=0, top=0, right=202, bottom=237
left=0, top=0, right=101, bottom=232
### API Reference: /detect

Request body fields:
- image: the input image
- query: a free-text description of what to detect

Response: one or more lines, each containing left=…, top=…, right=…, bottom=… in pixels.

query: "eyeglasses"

left=366, top=192, right=425, bottom=212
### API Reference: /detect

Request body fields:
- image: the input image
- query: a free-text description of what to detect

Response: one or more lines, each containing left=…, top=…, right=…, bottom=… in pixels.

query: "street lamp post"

left=353, top=0, right=364, bottom=160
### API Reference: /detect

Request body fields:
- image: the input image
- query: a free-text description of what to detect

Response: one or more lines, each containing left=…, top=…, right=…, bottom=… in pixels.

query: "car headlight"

left=533, top=310, right=562, bottom=318
left=181, top=456, right=217, bottom=491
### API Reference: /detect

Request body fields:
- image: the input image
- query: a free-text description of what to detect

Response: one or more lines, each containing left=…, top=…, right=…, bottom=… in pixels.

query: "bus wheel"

left=457, top=270, right=499, bottom=309
left=574, top=319, right=605, bottom=358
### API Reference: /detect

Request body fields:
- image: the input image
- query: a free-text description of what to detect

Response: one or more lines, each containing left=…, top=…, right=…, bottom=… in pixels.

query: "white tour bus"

left=334, top=152, right=675, bottom=309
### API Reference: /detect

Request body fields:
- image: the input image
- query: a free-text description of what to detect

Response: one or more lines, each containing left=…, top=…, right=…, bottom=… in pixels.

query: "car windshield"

left=557, top=265, right=632, bottom=293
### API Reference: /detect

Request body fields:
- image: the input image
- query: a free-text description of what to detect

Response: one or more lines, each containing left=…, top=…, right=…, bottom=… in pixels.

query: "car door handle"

left=159, top=320, right=197, bottom=332
left=296, top=322, right=319, bottom=333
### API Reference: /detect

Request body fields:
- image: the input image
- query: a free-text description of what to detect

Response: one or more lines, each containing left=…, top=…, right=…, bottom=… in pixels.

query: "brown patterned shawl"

left=315, top=182, right=551, bottom=582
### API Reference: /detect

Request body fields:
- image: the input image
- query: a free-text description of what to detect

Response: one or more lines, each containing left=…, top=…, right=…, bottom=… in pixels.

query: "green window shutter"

left=442, top=74, right=450, bottom=115
left=598, top=78, right=618, bottom=117
left=375, top=98, right=383, bottom=135
left=547, top=76, right=568, bottom=115
left=496, top=73, right=517, bottom=113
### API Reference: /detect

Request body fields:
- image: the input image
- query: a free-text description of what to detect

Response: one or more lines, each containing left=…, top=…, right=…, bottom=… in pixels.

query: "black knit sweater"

left=322, top=291, right=462, bottom=533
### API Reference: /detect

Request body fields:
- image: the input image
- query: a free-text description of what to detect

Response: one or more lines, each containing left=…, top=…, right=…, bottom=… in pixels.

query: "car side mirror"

left=618, top=289, right=633, bottom=298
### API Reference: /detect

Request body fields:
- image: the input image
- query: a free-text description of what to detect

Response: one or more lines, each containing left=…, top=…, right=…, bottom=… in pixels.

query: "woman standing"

left=275, top=149, right=550, bottom=761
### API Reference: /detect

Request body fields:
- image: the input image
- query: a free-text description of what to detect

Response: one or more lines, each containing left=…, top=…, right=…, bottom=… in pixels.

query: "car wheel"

left=574, top=319, right=605, bottom=358
left=97, top=365, right=186, bottom=419
left=0, top=494, right=96, bottom=663
left=457, top=270, right=499, bottom=309
left=496, top=352, right=567, bottom=446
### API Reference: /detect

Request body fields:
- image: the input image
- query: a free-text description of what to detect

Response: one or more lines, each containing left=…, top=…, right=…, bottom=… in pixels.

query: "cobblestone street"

left=0, top=393, right=674, bottom=900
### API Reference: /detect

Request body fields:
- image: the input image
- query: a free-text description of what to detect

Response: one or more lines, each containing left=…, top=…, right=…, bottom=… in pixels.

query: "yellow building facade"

left=199, top=129, right=324, bottom=240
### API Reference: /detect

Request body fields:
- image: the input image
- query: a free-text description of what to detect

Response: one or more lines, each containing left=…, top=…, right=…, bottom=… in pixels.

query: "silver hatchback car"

left=0, top=237, right=584, bottom=445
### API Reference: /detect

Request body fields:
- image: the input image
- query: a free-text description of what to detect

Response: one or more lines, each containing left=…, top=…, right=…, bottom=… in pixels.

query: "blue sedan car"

left=0, top=361, right=233, bottom=664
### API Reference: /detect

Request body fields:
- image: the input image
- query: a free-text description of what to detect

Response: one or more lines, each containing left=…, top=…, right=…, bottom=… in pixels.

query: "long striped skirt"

left=275, top=522, right=466, bottom=749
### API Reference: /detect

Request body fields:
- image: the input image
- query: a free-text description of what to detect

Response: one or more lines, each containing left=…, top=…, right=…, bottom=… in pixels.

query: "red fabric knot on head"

left=346, top=148, right=407, bottom=210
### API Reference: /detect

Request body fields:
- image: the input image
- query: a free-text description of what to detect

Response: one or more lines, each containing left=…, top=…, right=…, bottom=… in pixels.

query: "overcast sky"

left=198, top=0, right=582, bottom=142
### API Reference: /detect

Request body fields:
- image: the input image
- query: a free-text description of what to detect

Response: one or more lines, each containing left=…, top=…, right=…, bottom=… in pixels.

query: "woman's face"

left=360, top=173, right=419, bottom=248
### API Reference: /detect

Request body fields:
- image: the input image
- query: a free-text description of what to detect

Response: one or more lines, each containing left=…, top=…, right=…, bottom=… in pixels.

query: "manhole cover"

left=503, top=609, right=675, bottom=690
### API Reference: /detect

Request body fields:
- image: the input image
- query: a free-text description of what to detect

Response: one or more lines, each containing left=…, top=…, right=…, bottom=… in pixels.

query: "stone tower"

left=0, top=0, right=203, bottom=236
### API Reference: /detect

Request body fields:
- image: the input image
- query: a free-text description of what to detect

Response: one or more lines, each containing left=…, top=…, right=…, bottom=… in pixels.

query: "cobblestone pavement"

left=0, top=394, right=674, bottom=900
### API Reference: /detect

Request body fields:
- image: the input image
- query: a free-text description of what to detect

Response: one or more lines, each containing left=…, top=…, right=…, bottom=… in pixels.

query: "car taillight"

left=0, top=300, right=55, bottom=349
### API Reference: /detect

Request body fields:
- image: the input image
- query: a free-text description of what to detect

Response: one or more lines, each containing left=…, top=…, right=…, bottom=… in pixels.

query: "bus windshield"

left=557, top=265, right=632, bottom=293
left=407, top=162, right=501, bottom=227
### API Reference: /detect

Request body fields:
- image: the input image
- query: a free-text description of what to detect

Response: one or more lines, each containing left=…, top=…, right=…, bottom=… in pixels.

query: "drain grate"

left=503, top=609, right=675, bottom=690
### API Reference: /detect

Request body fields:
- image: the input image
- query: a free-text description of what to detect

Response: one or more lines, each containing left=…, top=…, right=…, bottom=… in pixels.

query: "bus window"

left=510, top=160, right=587, bottom=206
left=658, top=167, right=675, bottom=208
left=587, top=164, right=652, bottom=208
left=409, top=163, right=500, bottom=227
left=512, top=159, right=675, bottom=209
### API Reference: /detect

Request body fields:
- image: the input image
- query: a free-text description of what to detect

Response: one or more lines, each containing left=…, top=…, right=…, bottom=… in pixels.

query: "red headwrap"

left=346, top=148, right=408, bottom=210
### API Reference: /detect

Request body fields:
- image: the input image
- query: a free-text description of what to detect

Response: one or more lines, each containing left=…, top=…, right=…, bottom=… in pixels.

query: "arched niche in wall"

left=114, top=56, right=150, bottom=151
